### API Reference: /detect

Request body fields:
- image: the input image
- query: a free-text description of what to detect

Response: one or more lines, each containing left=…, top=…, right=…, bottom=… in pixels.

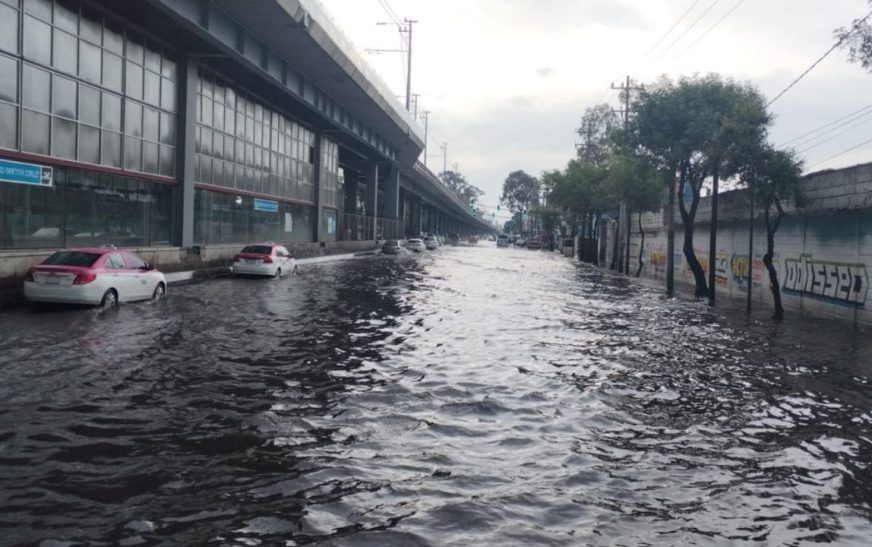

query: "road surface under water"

left=1, top=244, right=872, bottom=546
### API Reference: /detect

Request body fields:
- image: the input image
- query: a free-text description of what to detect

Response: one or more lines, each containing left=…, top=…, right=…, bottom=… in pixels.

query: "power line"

left=656, top=0, right=721, bottom=58
left=779, top=104, right=872, bottom=147
left=675, top=0, right=746, bottom=59
left=376, top=0, right=401, bottom=25
left=807, top=135, right=872, bottom=168
left=796, top=112, right=872, bottom=154
left=647, top=0, right=703, bottom=55
left=767, top=9, right=872, bottom=108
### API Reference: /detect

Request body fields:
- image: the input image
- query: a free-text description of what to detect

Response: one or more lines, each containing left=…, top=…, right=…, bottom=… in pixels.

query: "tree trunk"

left=708, top=164, right=720, bottom=306
left=678, top=169, right=708, bottom=297
left=636, top=211, right=645, bottom=277
left=762, top=205, right=784, bottom=320
left=666, top=164, right=677, bottom=296
left=625, top=206, right=632, bottom=275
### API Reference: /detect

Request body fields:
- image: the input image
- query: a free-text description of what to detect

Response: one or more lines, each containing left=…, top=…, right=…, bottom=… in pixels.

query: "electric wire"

left=656, top=0, right=721, bottom=58
left=797, top=114, right=872, bottom=155
left=807, top=136, right=872, bottom=168
left=779, top=104, right=872, bottom=147
left=647, top=0, right=703, bottom=55
left=675, top=0, right=746, bottom=59
left=791, top=108, right=872, bottom=151
left=767, top=9, right=872, bottom=107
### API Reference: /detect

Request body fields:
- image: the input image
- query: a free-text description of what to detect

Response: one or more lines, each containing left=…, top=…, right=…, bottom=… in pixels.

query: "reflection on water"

left=1, top=246, right=872, bottom=545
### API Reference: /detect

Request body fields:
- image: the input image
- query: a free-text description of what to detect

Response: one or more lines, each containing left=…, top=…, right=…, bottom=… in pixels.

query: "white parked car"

left=231, top=244, right=297, bottom=277
left=24, top=248, right=167, bottom=308
left=405, top=238, right=426, bottom=253
left=423, top=235, right=440, bottom=250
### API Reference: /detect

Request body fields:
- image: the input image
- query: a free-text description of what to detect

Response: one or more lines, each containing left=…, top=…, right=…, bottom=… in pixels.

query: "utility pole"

left=404, top=18, right=417, bottom=111
left=411, top=93, right=421, bottom=119
left=441, top=142, right=447, bottom=175
left=610, top=75, right=643, bottom=274
left=421, top=110, right=430, bottom=166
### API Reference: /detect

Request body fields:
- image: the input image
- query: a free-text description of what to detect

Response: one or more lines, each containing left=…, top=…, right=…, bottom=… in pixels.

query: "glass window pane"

left=143, top=106, right=158, bottom=142
left=101, top=129, right=120, bottom=167
left=150, top=182, right=173, bottom=243
left=23, top=15, right=51, bottom=65
left=124, top=99, right=142, bottom=136
left=213, top=103, right=224, bottom=132
left=161, top=78, right=176, bottom=112
left=159, top=145, right=174, bottom=177
left=200, top=127, right=211, bottom=155
left=201, top=97, right=212, bottom=126
left=22, top=109, right=49, bottom=154
left=144, top=48, right=160, bottom=73
left=0, top=3, right=19, bottom=55
left=124, top=136, right=141, bottom=171
left=102, top=51, right=122, bottom=92
left=125, top=61, right=142, bottom=100
left=0, top=102, right=18, bottom=150
left=80, top=7, right=101, bottom=44
left=78, top=124, right=99, bottom=163
left=5, top=182, right=63, bottom=248
left=161, top=55, right=175, bottom=79
left=51, top=74, right=77, bottom=118
left=53, top=0, right=78, bottom=34
left=159, top=112, right=175, bottom=146
left=78, top=40, right=101, bottom=84
left=52, top=28, right=78, bottom=74
left=51, top=116, right=76, bottom=159
left=144, top=70, right=159, bottom=106
left=126, top=35, right=143, bottom=64
left=22, top=64, right=50, bottom=111
left=103, top=20, right=122, bottom=54
left=78, top=85, right=99, bottom=125
left=0, top=55, right=17, bottom=103
left=23, top=0, right=50, bottom=21
left=142, top=141, right=157, bottom=173
left=101, top=92, right=121, bottom=130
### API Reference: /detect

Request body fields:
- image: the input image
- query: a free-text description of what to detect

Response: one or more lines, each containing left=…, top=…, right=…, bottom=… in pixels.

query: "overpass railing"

left=338, top=213, right=403, bottom=241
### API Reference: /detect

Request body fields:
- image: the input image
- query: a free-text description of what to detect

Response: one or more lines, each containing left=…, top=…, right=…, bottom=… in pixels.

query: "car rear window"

left=242, top=245, right=273, bottom=254
left=42, top=251, right=101, bottom=267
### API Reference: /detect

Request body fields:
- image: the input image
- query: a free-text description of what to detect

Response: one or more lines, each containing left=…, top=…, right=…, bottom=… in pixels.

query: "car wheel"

left=100, top=289, right=118, bottom=309
left=152, top=283, right=166, bottom=301
left=274, top=268, right=282, bottom=278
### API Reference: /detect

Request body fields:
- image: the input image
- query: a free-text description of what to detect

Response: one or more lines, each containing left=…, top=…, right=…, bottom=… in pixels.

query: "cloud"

left=536, top=67, right=557, bottom=78
left=480, top=0, right=651, bottom=31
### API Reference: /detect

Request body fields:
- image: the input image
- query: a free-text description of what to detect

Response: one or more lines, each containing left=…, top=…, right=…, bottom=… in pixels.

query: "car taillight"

left=263, top=255, right=273, bottom=263
left=24, top=270, right=34, bottom=283
left=73, top=272, right=97, bottom=285
left=233, top=254, right=241, bottom=262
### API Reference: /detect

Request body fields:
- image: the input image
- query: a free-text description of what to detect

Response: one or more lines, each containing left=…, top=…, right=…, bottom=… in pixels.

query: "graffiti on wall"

left=782, top=254, right=868, bottom=306
left=715, top=251, right=729, bottom=286
left=730, top=254, right=770, bottom=288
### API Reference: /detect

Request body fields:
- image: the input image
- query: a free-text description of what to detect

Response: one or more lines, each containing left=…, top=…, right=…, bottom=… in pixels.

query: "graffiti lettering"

left=783, top=255, right=868, bottom=306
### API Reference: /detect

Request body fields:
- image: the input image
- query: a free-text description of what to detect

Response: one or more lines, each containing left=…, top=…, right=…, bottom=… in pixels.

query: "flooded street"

left=2, top=244, right=872, bottom=546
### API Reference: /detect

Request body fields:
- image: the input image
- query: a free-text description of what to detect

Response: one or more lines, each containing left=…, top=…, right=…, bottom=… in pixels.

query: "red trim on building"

left=194, top=183, right=316, bottom=207
left=0, top=150, right=178, bottom=185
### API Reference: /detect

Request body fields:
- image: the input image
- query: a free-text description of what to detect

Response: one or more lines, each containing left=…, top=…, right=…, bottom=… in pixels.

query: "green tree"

left=576, top=104, right=622, bottom=167
left=440, top=170, right=484, bottom=208
left=835, top=5, right=872, bottom=71
left=500, top=170, right=541, bottom=215
left=738, top=145, right=803, bottom=321
left=632, top=74, right=771, bottom=298
left=532, top=206, right=562, bottom=250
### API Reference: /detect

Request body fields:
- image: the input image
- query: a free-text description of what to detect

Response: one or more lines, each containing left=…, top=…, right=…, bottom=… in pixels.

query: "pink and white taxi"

left=23, top=248, right=167, bottom=308
left=231, top=244, right=297, bottom=277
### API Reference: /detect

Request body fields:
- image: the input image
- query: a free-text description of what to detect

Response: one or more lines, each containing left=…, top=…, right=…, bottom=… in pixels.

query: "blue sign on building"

left=253, top=198, right=278, bottom=213
left=0, top=159, right=53, bottom=187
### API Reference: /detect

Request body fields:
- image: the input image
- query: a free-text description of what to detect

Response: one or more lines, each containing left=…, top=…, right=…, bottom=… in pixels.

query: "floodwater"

left=1, top=244, right=872, bottom=546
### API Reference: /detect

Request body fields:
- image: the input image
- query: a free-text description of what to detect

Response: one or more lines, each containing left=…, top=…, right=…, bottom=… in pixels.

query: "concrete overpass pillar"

left=366, top=162, right=378, bottom=239
left=384, top=166, right=399, bottom=238
left=312, top=133, right=324, bottom=242
left=177, top=55, right=198, bottom=248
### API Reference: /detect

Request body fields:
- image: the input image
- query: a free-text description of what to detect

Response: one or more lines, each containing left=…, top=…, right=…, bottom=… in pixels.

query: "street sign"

left=0, top=159, right=53, bottom=187
left=253, top=198, right=278, bottom=213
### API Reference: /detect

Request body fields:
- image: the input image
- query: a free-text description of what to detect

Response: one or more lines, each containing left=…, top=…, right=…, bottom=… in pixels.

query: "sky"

left=317, top=0, right=872, bottom=219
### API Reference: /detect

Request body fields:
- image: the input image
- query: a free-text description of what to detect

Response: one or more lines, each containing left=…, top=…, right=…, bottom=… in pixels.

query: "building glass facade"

left=0, top=0, right=178, bottom=176
left=193, top=189, right=314, bottom=245
left=0, top=166, right=174, bottom=249
left=320, top=136, right=342, bottom=208
left=195, top=70, right=316, bottom=203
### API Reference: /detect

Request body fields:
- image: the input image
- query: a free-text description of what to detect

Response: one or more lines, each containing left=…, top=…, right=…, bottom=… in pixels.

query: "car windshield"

left=42, top=251, right=101, bottom=267
left=241, top=245, right=273, bottom=254
left=385, top=241, right=399, bottom=247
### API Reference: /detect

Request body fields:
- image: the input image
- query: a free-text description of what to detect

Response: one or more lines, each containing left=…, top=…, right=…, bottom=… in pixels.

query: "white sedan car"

left=423, top=235, right=440, bottom=250
left=405, top=238, right=426, bottom=253
left=24, top=248, right=167, bottom=308
left=231, top=244, right=297, bottom=277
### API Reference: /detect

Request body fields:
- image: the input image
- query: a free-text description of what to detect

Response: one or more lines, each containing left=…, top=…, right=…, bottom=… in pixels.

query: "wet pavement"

left=1, top=244, right=872, bottom=546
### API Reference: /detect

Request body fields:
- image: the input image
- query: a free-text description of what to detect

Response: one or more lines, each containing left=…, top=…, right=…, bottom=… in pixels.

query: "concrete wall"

left=624, top=162, right=872, bottom=326
left=0, top=240, right=378, bottom=308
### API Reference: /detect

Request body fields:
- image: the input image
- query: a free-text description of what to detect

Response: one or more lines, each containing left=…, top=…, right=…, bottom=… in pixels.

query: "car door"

left=278, top=246, right=291, bottom=271
left=123, top=252, right=151, bottom=300
left=105, top=253, right=132, bottom=301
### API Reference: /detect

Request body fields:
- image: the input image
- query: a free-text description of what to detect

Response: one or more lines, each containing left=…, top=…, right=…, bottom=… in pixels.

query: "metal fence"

left=338, top=213, right=403, bottom=241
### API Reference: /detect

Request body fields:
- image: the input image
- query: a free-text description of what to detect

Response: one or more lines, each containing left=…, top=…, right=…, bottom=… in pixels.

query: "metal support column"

left=177, top=55, right=198, bottom=248
left=313, top=133, right=324, bottom=242
left=366, top=162, right=379, bottom=239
